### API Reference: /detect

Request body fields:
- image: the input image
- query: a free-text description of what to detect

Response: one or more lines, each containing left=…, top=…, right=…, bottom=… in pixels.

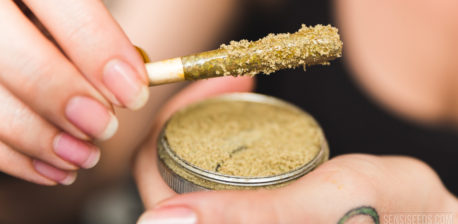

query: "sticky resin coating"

left=181, top=24, right=343, bottom=80
left=164, top=100, right=325, bottom=177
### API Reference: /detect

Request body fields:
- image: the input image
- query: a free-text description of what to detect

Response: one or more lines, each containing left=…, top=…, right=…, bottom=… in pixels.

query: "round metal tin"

left=157, top=93, right=329, bottom=193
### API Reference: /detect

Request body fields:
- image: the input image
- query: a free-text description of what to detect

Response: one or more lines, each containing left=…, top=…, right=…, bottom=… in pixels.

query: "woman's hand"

left=133, top=76, right=457, bottom=224
left=0, top=1, right=149, bottom=185
left=136, top=154, right=457, bottom=224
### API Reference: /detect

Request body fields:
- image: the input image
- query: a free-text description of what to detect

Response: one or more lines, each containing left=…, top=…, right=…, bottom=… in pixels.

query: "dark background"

left=236, top=0, right=457, bottom=194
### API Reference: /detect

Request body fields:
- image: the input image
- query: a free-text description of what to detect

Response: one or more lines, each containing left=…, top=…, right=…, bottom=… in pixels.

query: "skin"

left=0, top=0, right=239, bottom=223
left=334, top=0, right=458, bottom=125
left=1, top=0, right=458, bottom=223
left=0, top=0, right=149, bottom=185
left=134, top=77, right=458, bottom=224
left=135, top=0, right=458, bottom=223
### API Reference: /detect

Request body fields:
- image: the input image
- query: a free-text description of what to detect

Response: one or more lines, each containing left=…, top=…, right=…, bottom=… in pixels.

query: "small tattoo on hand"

left=338, top=206, right=379, bottom=224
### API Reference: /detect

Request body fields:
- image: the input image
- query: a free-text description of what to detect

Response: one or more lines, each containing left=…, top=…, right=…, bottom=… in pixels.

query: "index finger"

left=23, top=0, right=149, bottom=110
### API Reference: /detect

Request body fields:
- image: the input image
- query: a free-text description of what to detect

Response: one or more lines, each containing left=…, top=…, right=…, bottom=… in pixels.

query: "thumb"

left=136, top=155, right=382, bottom=224
left=134, top=76, right=255, bottom=209
left=137, top=190, right=285, bottom=224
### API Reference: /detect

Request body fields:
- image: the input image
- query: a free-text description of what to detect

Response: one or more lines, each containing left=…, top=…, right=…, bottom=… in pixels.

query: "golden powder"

left=164, top=100, right=324, bottom=177
left=182, top=24, right=342, bottom=80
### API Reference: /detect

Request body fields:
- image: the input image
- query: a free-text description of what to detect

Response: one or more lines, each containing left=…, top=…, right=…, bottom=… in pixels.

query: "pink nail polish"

left=33, top=160, right=77, bottom=185
left=103, top=59, right=149, bottom=110
left=66, top=96, right=118, bottom=140
left=138, top=206, right=197, bottom=224
left=53, top=133, right=100, bottom=169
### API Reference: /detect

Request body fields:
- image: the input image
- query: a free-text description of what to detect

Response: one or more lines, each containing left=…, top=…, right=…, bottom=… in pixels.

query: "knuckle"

left=63, top=12, right=100, bottom=46
left=385, top=156, right=442, bottom=186
left=0, top=103, right=53, bottom=159
left=393, top=156, right=434, bottom=173
left=313, top=156, right=380, bottom=201
left=1, top=102, right=34, bottom=136
left=17, top=56, right=56, bottom=97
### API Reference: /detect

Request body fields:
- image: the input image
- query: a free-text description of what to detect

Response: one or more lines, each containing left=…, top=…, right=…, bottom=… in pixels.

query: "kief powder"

left=158, top=93, right=329, bottom=192
left=181, top=24, right=342, bottom=80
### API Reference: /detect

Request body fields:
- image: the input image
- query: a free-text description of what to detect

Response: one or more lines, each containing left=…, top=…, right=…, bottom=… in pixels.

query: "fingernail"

left=33, top=160, right=77, bottom=185
left=103, top=59, right=149, bottom=110
left=138, top=206, right=197, bottom=224
left=53, top=133, right=101, bottom=169
left=66, top=96, right=118, bottom=141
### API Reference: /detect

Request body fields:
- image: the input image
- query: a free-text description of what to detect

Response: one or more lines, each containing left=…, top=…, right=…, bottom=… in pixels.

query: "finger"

left=149, top=155, right=454, bottom=224
left=134, top=76, right=254, bottom=207
left=23, top=0, right=150, bottom=110
left=137, top=155, right=380, bottom=224
left=134, top=132, right=177, bottom=208
left=0, top=84, right=100, bottom=171
left=0, top=1, right=118, bottom=141
left=0, top=141, right=76, bottom=186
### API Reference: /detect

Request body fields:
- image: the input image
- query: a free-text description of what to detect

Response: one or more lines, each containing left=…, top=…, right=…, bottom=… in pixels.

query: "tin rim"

left=159, top=92, right=329, bottom=187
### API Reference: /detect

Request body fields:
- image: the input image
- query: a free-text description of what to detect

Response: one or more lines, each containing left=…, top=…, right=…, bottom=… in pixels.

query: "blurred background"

left=245, top=0, right=458, bottom=195
left=0, top=0, right=456, bottom=223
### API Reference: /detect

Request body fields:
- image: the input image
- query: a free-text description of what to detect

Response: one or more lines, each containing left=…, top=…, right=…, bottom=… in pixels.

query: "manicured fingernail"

left=138, top=206, right=197, bottom=224
left=103, top=59, right=149, bottom=110
left=53, top=133, right=101, bottom=169
left=66, top=96, right=118, bottom=140
left=33, top=160, right=77, bottom=185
